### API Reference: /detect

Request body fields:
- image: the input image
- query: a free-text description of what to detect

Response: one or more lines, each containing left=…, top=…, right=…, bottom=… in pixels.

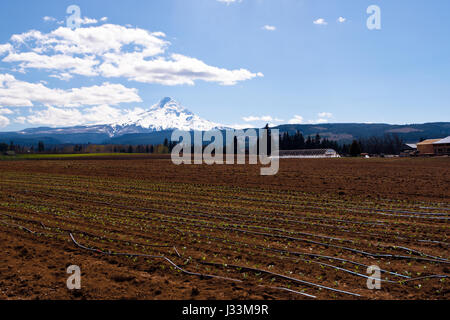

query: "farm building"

left=400, top=143, right=417, bottom=157
left=433, top=136, right=450, bottom=155
left=402, top=143, right=417, bottom=151
left=278, top=149, right=340, bottom=159
left=417, top=139, right=441, bottom=155
left=417, top=137, right=450, bottom=155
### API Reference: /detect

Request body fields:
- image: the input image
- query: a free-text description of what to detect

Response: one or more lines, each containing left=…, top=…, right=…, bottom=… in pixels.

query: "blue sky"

left=0, top=0, right=449, bottom=131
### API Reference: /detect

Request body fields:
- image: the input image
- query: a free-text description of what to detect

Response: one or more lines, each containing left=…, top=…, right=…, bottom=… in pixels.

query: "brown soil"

left=0, top=157, right=449, bottom=300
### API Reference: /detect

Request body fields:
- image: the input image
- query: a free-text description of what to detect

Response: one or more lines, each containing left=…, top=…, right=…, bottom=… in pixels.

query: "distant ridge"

left=0, top=98, right=449, bottom=146
left=15, top=97, right=225, bottom=139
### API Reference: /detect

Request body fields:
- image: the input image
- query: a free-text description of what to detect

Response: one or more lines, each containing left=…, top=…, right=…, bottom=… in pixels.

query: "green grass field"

left=0, top=153, right=150, bottom=160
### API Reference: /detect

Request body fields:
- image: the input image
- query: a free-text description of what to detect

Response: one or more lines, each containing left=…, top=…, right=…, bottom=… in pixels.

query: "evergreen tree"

left=38, top=141, right=45, bottom=153
left=349, top=140, right=361, bottom=156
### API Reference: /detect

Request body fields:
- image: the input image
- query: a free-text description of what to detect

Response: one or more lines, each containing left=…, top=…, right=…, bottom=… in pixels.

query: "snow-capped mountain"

left=109, top=97, right=224, bottom=135
left=18, top=97, right=225, bottom=138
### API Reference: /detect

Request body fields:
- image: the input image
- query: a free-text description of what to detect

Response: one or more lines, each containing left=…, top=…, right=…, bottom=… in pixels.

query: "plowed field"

left=0, top=157, right=449, bottom=300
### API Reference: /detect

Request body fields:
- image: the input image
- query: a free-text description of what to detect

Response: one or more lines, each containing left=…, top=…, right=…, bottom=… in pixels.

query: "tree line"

left=279, top=131, right=404, bottom=156
left=2, top=132, right=405, bottom=157
left=1, top=141, right=174, bottom=155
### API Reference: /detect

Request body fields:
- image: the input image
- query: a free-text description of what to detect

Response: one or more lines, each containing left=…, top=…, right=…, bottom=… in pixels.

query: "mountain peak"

left=110, top=97, right=223, bottom=134
left=159, top=97, right=174, bottom=106
left=150, top=97, right=193, bottom=116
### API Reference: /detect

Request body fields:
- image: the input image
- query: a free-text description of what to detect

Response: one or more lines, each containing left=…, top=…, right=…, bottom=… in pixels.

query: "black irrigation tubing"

left=10, top=188, right=447, bottom=246
left=14, top=210, right=405, bottom=286
left=0, top=220, right=37, bottom=234
left=11, top=217, right=348, bottom=297
left=192, top=187, right=448, bottom=216
left=69, top=233, right=243, bottom=283
left=380, top=197, right=450, bottom=207
left=4, top=200, right=447, bottom=266
left=420, top=206, right=450, bottom=211
left=60, top=178, right=435, bottom=214
left=15, top=207, right=448, bottom=281
left=171, top=208, right=448, bottom=248
left=1, top=217, right=243, bottom=290
left=18, top=195, right=449, bottom=251
left=63, top=215, right=405, bottom=289
left=7, top=186, right=427, bottom=231
left=58, top=197, right=369, bottom=245
left=245, top=198, right=450, bottom=220
left=150, top=215, right=444, bottom=268
left=38, top=189, right=450, bottom=242
left=82, top=199, right=447, bottom=250
left=199, top=261, right=361, bottom=297
left=4, top=192, right=448, bottom=259
left=19, top=188, right=380, bottom=231
left=179, top=191, right=450, bottom=218
left=126, top=192, right=447, bottom=223
left=4, top=177, right=447, bottom=218
left=344, top=208, right=450, bottom=221
left=69, top=233, right=317, bottom=298
left=400, top=275, right=449, bottom=283
left=171, top=227, right=410, bottom=279
left=6, top=217, right=437, bottom=289
left=189, top=223, right=450, bottom=265
left=389, top=246, right=449, bottom=262
left=369, top=207, right=450, bottom=216
left=257, top=285, right=316, bottom=299
left=0, top=211, right=174, bottom=250
left=293, top=257, right=398, bottom=284
left=0, top=219, right=60, bottom=239
left=288, top=252, right=409, bottom=279
left=2, top=218, right=302, bottom=297
left=332, top=226, right=450, bottom=248
left=199, top=232, right=399, bottom=284
left=417, top=239, right=450, bottom=246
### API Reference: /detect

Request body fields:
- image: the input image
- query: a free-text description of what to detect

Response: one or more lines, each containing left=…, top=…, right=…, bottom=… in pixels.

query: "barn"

left=417, top=139, right=441, bottom=155
left=278, top=149, right=340, bottom=159
left=433, top=136, right=450, bottom=155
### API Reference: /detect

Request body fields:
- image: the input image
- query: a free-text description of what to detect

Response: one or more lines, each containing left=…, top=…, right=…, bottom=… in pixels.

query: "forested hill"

left=274, top=122, right=450, bottom=143
left=0, top=122, right=449, bottom=146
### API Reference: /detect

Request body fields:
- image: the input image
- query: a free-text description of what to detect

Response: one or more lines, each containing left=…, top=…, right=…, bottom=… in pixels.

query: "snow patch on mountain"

left=110, top=97, right=223, bottom=134
left=19, top=97, right=226, bottom=138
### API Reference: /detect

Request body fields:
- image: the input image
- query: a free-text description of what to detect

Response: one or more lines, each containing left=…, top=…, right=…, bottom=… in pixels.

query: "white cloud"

left=337, top=17, right=346, bottom=23
left=0, top=43, right=12, bottom=55
left=0, top=115, right=10, bottom=128
left=21, top=105, right=146, bottom=127
left=1, top=24, right=261, bottom=86
left=243, top=116, right=267, bottom=122
left=43, top=16, right=57, bottom=22
left=77, top=17, right=98, bottom=25
left=217, top=0, right=242, bottom=4
left=243, top=115, right=283, bottom=122
left=4, top=52, right=100, bottom=76
left=49, top=72, right=73, bottom=81
left=288, top=115, right=304, bottom=124
left=0, top=73, right=142, bottom=108
left=318, top=112, right=333, bottom=118
left=0, top=108, right=14, bottom=115
left=100, top=17, right=108, bottom=22
left=313, top=18, right=327, bottom=25
left=262, top=25, right=276, bottom=31
left=99, top=53, right=263, bottom=86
